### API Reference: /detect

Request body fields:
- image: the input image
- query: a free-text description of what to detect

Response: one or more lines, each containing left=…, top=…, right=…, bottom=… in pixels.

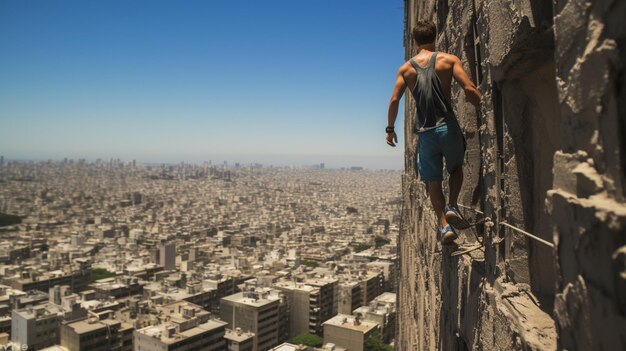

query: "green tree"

left=374, top=236, right=391, bottom=248
left=0, top=213, right=21, bottom=227
left=179, top=272, right=187, bottom=288
left=301, top=259, right=319, bottom=268
left=365, top=331, right=393, bottom=351
left=353, top=243, right=372, bottom=252
left=346, top=206, right=358, bottom=214
left=291, top=332, right=323, bottom=347
left=90, top=268, right=116, bottom=283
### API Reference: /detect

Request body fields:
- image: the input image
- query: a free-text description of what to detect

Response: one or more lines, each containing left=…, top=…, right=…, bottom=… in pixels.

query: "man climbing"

left=386, top=20, right=481, bottom=244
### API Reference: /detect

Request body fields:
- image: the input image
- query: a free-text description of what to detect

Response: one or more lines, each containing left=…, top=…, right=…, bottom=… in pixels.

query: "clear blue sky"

left=0, top=0, right=405, bottom=169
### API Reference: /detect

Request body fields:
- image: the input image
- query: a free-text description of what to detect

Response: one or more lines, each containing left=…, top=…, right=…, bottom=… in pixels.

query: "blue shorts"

left=416, top=123, right=465, bottom=182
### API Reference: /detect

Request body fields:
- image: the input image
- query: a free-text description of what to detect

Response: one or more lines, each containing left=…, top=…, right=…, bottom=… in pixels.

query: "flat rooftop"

left=67, top=318, right=122, bottom=334
left=270, top=344, right=305, bottom=351
left=274, top=281, right=316, bottom=292
left=13, top=305, right=60, bottom=320
left=224, top=328, right=255, bottom=342
left=374, top=292, right=396, bottom=304
left=137, top=320, right=227, bottom=345
left=221, top=292, right=279, bottom=307
left=323, top=314, right=379, bottom=333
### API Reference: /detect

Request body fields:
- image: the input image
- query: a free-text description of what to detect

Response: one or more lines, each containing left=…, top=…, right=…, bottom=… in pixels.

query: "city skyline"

left=1, top=153, right=401, bottom=170
left=0, top=0, right=406, bottom=169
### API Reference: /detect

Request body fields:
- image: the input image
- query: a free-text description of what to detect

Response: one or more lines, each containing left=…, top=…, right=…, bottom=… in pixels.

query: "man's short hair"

left=412, top=20, right=437, bottom=45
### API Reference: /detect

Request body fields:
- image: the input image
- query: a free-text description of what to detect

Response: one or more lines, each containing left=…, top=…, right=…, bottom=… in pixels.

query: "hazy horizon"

left=2, top=152, right=403, bottom=170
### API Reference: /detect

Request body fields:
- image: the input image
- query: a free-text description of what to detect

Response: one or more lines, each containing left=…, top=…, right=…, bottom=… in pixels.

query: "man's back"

left=385, top=19, right=480, bottom=147
left=400, top=50, right=458, bottom=103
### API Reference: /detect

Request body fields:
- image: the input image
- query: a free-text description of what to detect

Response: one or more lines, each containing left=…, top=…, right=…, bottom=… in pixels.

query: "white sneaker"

left=440, top=225, right=457, bottom=245
left=445, top=205, right=470, bottom=229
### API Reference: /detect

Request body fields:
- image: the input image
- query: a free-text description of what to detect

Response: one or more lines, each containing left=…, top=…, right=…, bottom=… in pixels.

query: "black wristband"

left=386, top=126, right=395, bottom=133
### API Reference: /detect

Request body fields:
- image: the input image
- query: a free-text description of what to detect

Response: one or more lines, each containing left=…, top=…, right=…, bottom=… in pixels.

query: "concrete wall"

left=397, top=0, right=626, bottom=350
left=220, top=302, right=260, bottom=350
left=276, top=289, right=310, bottom=338
left=9, top=311, right=30, bottom=349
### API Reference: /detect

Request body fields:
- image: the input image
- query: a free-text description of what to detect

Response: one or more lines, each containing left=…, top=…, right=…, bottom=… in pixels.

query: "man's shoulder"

left=436, top=52, right=460, bottom=63
left=398, top=61, right=414, bottom=73
left=400, top=60, right=415, bottom=68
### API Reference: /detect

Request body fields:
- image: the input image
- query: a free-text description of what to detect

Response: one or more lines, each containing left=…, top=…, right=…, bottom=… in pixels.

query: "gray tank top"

left=409, top=52, right=457, bottom=133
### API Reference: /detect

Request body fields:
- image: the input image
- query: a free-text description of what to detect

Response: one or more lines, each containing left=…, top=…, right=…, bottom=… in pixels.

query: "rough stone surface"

left=398, top=0, right=626, bottom=350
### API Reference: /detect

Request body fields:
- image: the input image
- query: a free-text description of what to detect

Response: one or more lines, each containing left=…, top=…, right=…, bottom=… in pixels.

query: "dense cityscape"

left=0, top=158, right=401, bottom=351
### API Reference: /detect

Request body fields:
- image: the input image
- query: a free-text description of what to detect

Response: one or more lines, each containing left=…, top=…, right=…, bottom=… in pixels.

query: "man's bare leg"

left=448, top=167, right=463, bottom=207
left=445, top=167, right=469, bottom=230
left=429, top=180, right=457, bottom=243
left=427, top=181, right=447, bottom=227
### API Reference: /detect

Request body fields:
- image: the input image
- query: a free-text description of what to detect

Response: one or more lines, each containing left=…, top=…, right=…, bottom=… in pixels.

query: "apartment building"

left=356, top=271, right=383, bottom=306
left=60, top=317, right=133, bottom=351
left=89, top=276, right=143, bottom=299
left=204, top=273, right=251, bottom=314
left=274, top=277, right=338, bottom=337
left=338, top=282, right=361, bottom=315
left=11, top=305, right=61, bottom=350
left=134, top=319, right=227, bottom=351
left=220, top=289, right=285, bottom=351
left=322, top=314, right=378, bottom=351
left=159, top=242, right=176, bottom=271
left=365, top=261, right=394, bottom=292
left=7, top=268, right=91, bottom=293
left=306, top=278, right=338, bottom=336
left=134, top=301, right=227, bottom=351
left=352, top=292, right=395, bottom=343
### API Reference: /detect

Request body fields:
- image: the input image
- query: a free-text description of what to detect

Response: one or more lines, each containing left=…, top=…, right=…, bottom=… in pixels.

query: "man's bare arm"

left=451, top=55, right=481, bottom=107
left=387, top=67, right=407, bottom=147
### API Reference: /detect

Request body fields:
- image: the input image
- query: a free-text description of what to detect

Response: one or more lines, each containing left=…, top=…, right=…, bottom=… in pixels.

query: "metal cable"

left=500, top=221, right=554, bottom=248
left=457, top=203, right=554, bottom=249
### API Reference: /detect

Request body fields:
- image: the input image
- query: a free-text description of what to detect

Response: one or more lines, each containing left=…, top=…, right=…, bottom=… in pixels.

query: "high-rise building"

left=160, top=242, right=176, bottom=270
left=220, top=289, right=286, bottom=351
left=306, top=278, right=339, bottom=335
left=338, top=282, right=361, bottom=315
left=150, top=247, right=160, bottom=265
left=273, top=282, right=314, bottom=338
left=274, top=277, right=338, bottom=337
left=366, top=261, right=395, bottom=292
left=357, top=271, right=384, bottom=306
